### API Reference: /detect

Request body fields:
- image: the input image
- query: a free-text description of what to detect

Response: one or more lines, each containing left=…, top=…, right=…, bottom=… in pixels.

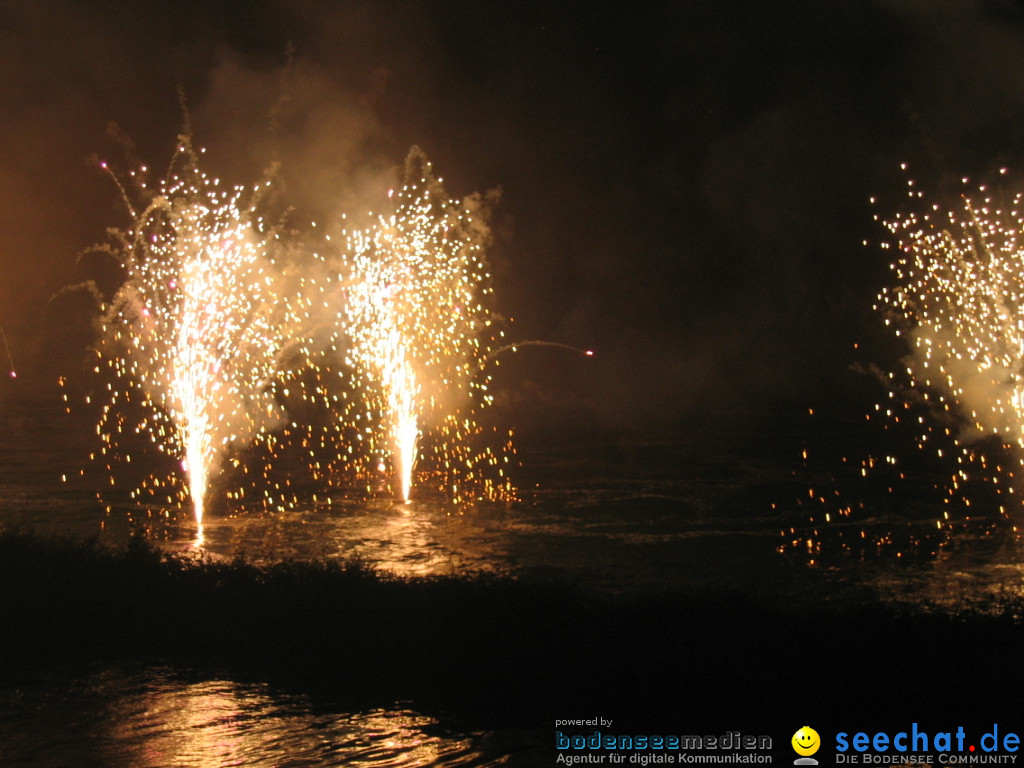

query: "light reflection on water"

left=0, top=455, right=807, bottom=597
left=0, top=401, right=802, bottom=593
left=5, top=398, right=1024, bottom=602
left=8, top=400, right=1024, bottom=762
left=0, top=666, right=528, bottom=767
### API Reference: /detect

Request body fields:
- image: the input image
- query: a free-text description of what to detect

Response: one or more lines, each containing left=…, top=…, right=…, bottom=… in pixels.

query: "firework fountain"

left=871, top=166, right=1024, bottom=516
left=776, top=169, right=1024, bottom=566
left=340, top=148, right=505, bottom=502
left=88, top=140, right=517, bottom=524
left=98, top=138, right=308, bottom=525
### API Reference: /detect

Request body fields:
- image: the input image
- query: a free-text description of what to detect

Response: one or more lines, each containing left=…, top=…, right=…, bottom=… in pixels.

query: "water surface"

left=0, top=665, right=537, bottom=767
left=4, top=397, right=1024, bottom=765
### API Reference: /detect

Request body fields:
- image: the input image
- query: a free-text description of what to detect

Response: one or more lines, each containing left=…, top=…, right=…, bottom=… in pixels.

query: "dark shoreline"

left=1, top=529, right=1023, bottom=735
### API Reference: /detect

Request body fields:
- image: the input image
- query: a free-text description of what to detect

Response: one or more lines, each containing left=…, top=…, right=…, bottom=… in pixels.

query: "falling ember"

left=97, top=138, right=306, bottom=524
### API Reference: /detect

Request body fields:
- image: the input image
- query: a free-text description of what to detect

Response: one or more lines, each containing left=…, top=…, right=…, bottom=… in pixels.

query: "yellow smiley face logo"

left=792, top=726, right=820, bottom=757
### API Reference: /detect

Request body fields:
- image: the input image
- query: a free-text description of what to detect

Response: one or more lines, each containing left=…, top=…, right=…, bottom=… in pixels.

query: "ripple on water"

left=0, top=666, right=534, bottom=767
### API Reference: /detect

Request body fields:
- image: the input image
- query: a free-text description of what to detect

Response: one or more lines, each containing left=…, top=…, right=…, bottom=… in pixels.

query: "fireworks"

left=875, top=168, right=1024, bottom=511
left=776, top=168, right=1024, bottom=566
left=88, top=141, right=514, bottom=524
left=97, top=138, right=308, bottom=524
left=340, top=148, right=507, bottom=502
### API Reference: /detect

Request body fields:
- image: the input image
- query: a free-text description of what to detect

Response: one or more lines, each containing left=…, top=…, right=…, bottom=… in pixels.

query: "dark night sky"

left=6, top=0, right=1024, bottom=436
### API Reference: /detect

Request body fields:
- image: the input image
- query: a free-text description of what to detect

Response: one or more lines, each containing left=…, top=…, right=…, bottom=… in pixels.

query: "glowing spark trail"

left=0, top=323, right=14, bottom=378
left=98, top=139, right=307, bottom=524
left=479, top=341, right=594, bottom=370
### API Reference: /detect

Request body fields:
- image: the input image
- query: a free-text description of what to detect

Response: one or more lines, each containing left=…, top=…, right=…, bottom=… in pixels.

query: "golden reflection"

left=104, top=674, right=482, bottom=767
left=107, top=497, right=511, bottom=579
left=329, top=500, right=504, bottom=579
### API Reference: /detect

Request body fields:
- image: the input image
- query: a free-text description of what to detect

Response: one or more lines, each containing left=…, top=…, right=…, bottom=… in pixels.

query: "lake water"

left=3, top=393, right=1024, bottom=765
left=0, top=664, right=540, bottom=767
